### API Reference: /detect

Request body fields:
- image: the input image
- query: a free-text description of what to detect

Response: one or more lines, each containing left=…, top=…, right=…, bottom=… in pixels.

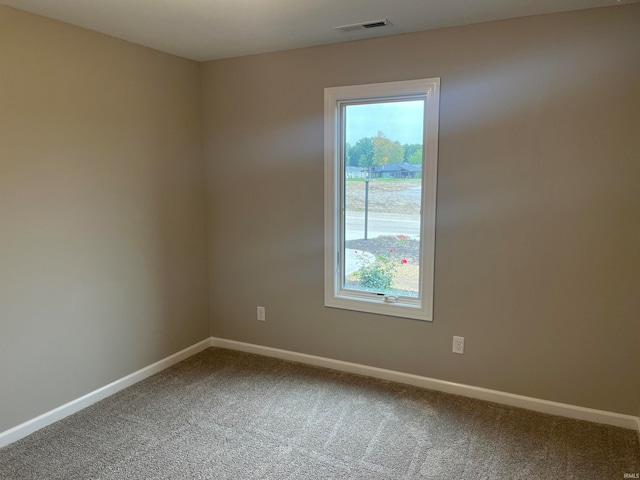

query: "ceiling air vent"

left=363, top=20, right=389, bottom=29
left=334, top=19, right=392, bottom=33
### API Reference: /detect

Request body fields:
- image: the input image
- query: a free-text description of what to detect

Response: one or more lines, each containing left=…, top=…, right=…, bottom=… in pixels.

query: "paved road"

left=345, top=211, right=421, bottom=241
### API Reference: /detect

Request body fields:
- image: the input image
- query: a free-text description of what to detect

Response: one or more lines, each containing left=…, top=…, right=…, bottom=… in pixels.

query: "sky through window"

left=345, top=101, right=424, bottom=145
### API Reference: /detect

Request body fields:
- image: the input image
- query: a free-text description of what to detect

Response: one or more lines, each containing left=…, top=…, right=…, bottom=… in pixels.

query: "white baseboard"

left=0, top=338, right=212, bottom=449
left=211, top=337, right=640, bottom=432
left=3, top=336, right=638, bottom=450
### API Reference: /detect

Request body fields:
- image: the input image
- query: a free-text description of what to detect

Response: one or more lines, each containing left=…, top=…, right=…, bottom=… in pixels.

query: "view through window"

left=342, top=100, right=424, bottom=298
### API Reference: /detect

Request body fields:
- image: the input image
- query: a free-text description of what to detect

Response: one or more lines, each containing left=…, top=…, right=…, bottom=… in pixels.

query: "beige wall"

left=202, top=5, right=640, bottom=415
left=0, top=7, right=209, bottom=432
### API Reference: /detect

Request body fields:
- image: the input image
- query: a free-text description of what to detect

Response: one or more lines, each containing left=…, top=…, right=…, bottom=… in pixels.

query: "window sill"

left=325, top=292, right=432, bottom=322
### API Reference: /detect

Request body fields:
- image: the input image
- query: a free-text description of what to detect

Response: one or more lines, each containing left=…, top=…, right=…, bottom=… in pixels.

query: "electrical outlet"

left=257, top=306, right=265, bottom=321
left=453, top=336, right=464, bottom=354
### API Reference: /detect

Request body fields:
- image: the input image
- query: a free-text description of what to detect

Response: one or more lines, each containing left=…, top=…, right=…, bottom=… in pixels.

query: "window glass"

left=342, top=100, right=424, bottom=299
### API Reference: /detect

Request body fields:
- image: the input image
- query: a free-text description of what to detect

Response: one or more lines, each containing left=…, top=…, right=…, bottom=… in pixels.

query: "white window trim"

left=324, top=78, right=440, bottom=322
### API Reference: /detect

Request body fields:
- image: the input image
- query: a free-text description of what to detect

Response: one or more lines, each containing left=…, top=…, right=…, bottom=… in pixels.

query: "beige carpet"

left=1, top=348, right=638, bottom=479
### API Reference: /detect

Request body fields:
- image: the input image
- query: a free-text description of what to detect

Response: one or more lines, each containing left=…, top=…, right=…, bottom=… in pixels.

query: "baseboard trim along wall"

left=2, top=336, right=638, bottom=449
left=0, top=338, right=211, bottom=449
left=210, top=337, right=640, bottom=432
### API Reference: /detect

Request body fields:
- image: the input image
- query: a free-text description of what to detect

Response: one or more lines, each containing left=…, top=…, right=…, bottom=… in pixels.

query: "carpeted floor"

left=1, top=348, right=638, bottom=479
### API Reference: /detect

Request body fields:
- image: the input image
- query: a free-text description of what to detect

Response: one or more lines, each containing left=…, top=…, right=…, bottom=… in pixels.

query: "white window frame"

left=324, top=78, right=440, bottom=322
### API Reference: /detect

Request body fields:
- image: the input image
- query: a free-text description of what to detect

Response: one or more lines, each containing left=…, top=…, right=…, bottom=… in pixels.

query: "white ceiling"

left=1, top=0, right=635, bottom=61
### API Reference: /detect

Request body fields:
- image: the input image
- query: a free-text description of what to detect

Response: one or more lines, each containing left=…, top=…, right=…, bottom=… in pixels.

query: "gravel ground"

left=345, top=235, right=420, bottom=263
left=345, top=179, right=421, bottom=215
